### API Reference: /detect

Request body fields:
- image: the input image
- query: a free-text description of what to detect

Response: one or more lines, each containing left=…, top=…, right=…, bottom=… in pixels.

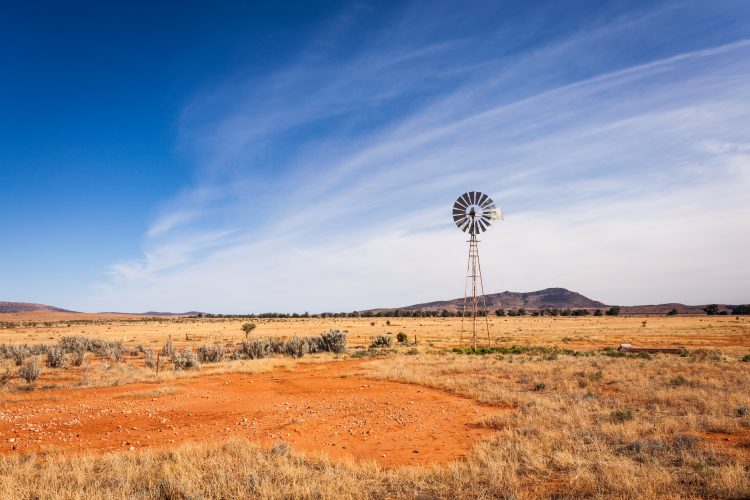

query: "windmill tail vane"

left=452, top=191, right=502, bottom=349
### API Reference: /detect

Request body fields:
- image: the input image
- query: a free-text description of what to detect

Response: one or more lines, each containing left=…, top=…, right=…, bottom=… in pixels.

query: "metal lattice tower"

left=452, top=191, right=502, bottom=349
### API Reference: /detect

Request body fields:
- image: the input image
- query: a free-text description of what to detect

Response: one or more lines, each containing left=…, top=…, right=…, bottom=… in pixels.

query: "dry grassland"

left=0, top=315, right=748, bottom=498
left=3, top=315, right=749, bottom=352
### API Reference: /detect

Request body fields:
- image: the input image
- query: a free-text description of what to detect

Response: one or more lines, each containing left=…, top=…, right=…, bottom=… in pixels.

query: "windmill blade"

left=454, top=198, right=468, bottom=210
left=460, top=193, right=472, bottom=207
left=476, top=192, right=488, bottom=207
left=481, top=198, right=495, bottom=209
left=477, top=218, right=488, bottom=232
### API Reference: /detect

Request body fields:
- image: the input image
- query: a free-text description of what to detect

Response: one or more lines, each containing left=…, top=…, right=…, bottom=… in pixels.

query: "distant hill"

left=0, top=301, right=78, bottom=314
left=0, top=302, right=202, bottom=317
left=367, top=288, right=739, bottom=315
left=141, top=311, right=204, bottom=317
left=369, top=288, right=607, bottom=313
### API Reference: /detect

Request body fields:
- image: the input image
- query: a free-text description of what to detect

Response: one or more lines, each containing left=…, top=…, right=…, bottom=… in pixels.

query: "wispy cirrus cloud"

left=86, top=1, right=750, bottom=312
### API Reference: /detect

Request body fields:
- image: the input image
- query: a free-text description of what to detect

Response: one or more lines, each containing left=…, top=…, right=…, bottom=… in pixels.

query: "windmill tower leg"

left=462, top=232, right=482, bottom=350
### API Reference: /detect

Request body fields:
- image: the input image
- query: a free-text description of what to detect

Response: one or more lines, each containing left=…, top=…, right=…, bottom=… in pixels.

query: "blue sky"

left=1, top=1, right=749, bottom=312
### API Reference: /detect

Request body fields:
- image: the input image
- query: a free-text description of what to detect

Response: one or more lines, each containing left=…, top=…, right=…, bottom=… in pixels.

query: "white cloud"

left=82, top=13, right=750, bottom=312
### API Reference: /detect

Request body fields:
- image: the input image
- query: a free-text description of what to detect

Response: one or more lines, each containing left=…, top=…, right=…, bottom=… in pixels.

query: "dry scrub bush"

left=370, top=335, right=393, bottom=348
left=197, top=344, right=224, bottom=363
left=319, top=329, right=347, bottom=353
left=143, top=348, right=156, bottom=368
left=160, top=339, right=176, bottom=358
left=233, top=330, right=347, bottom=360
left=237, top=338, right=271, bottom=359
left=71, top=350, right=86, bottom=367
left=0, top=369, right=11, bottom=386
left=18, top=358, right=41, bottom=384
left=171, top=348, right=200, bottom=370
left=284, top=337, right=308, bottom=358
left=46, top=346, right=67, bottom=368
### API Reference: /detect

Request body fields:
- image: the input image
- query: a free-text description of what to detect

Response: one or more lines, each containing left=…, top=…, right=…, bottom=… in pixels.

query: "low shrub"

left=171, top=348, right=200, bottom=370
left=19, top=358, right=41, bottom=384
left=103, top=345, right=124, bottom=363
left=532, top=382, right=546, bottom=391
left=396, top=332, right=408, bottom=344
left=197, top=344, right=224, bottom=363
left=370, top=335, right=393, bottom=348
left=670, top=375, right=687, bottom=387
left=741, top=354, right=750, bottom=362
left=71, top=350, right=86, bottom=367
left=238, top=338, right=272, bottom=359
left=161, top=339, right=176, bottom=358
left=144, top=349, right=156, bottom=368
left=46, top=346, right=67, bottom=368
left=284, top=337, right=308, bottom=359
left=319, top=329, right=347, bottom=353
left=689, top=349, right=722, bottom=362
left=11, top=345, right=29, bottom=366
left=611, top=409, right=635, bottom=423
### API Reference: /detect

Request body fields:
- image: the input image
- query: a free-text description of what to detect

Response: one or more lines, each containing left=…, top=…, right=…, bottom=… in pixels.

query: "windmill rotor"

left=452, top=191, right=500, bottom=235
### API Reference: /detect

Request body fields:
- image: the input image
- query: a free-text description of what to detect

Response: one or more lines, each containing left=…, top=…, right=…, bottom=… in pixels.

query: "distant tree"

left=593, top=309, right=603, bottom=317
left=517, top=308, right=526, bottom=316
left=606, top=306, right=621, bottom=316
left=495, top=308, right=506, bottom=317
left=732, top=305, right=750, bottom=315
left=241, top=322, right=257, bottom=338
left=703, top=304, right=720, bottom=316
left=667, top=308, right=678, bottom=316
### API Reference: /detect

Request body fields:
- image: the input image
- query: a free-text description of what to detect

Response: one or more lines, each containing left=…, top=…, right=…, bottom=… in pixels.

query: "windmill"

left=452, top=191, right=503, bottom=348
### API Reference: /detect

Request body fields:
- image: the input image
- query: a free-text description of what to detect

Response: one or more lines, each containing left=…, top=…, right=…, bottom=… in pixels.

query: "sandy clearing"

left=0, top=360, right=502, bottom=468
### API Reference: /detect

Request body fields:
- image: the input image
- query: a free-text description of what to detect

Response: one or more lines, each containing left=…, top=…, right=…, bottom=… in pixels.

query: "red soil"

left=0, top=361, right=501, bottom=467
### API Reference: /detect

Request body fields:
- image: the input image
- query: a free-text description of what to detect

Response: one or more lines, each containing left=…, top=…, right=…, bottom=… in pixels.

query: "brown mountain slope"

left=373, top=288, right=608, bottom=313
left=0, top=301, right=78, bottom=314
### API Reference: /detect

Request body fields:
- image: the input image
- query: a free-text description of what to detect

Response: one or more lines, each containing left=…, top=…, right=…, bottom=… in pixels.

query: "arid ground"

left=0, top=315, right=749, bottom=498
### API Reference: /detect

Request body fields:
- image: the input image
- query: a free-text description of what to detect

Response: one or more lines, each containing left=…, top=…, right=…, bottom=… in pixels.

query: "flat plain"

left=0, top=314, right=749, bottom=498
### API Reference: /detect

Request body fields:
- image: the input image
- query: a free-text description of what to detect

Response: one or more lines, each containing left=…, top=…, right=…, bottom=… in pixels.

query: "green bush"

left=396, top=332, right=408, bottom=344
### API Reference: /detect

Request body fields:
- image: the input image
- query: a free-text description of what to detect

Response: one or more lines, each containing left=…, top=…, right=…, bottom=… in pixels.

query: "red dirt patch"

left=0, top=361, right=502, bottom=467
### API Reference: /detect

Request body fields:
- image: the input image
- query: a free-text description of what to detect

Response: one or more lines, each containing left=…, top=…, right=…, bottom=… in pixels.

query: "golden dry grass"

left=0, top=316, right=748, bottom=498
left=1, top=315, right=749, bottom=352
